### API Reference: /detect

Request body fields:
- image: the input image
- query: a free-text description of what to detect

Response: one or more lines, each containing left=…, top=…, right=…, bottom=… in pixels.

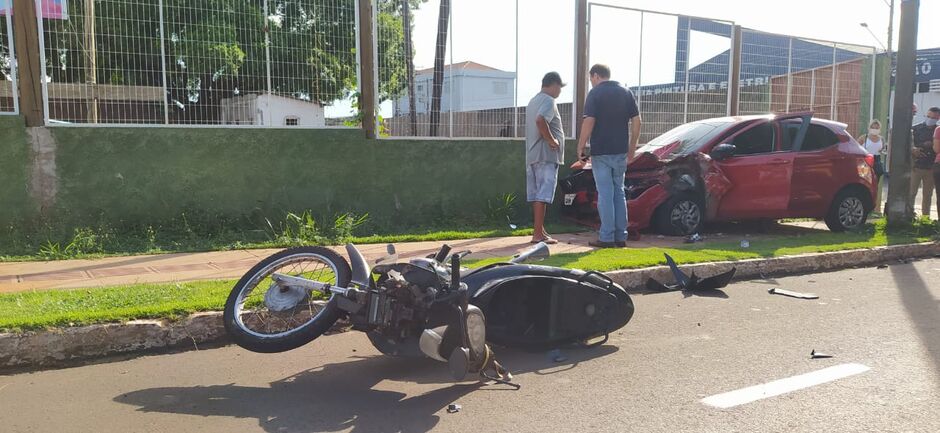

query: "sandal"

left=531, top=237, right=559, bottom=245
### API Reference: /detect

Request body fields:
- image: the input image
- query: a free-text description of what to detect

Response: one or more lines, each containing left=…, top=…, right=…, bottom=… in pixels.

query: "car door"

left=787, top=121, right=843, bottom=215
left=714, top=118, right=799, bottom=219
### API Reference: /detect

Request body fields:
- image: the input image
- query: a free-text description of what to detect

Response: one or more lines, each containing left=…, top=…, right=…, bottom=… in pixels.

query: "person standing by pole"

left=576, top=64, right=642, bottom=248
left=911, top=107, right=938, bottom=217
left=524, top=72, right=566, bottom=244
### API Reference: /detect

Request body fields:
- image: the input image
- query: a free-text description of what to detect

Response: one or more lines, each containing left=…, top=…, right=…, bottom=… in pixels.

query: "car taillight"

left=865, top=154, right=875, bottom=168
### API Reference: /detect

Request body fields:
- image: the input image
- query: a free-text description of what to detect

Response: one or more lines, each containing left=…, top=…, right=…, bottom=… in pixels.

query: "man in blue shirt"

left=576, top=64, right=642, bottom=248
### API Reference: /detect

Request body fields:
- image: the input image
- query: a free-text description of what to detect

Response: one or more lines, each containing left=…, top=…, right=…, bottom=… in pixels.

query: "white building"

left=220, top=93, right=325, bottom=127
left=394, top=61, right=516, bottom=115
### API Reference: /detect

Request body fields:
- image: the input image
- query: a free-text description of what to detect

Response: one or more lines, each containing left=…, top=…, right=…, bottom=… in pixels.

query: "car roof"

left=694, top=113, right=848, bottom=130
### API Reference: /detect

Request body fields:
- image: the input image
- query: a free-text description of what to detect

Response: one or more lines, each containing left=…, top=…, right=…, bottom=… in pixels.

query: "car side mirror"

left=710, top=143, right=736, bottom=161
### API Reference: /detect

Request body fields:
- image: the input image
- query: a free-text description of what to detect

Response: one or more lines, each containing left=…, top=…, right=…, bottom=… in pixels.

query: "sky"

left=333, top=0, right=940, bottom=118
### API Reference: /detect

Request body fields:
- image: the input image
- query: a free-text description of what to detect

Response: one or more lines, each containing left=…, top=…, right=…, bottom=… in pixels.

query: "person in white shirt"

left=857, top=119, right=886, bottom=213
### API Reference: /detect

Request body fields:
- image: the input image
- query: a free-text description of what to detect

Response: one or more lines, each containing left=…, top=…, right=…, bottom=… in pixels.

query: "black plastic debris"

left=646, top=253, right=736, bottom=295
left=447, top=404, right=462, bottom=414
left=810, top=350, right=833, bottom=359
left=768, top=288, right=819, bottom=299
left=684, top=233, right=704, bottom=244
left=547, top=349, right=568, bottom=363
left=876, top=264, right=888, bottom=269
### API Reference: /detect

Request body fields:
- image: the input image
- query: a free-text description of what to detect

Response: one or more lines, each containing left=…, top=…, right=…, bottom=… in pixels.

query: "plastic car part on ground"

left=768, top=288, right=819, bottom=299
left=645, top=253, right=737, bottom=294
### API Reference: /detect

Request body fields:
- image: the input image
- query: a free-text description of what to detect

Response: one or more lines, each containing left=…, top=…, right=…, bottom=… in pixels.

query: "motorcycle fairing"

left=463, top=265, right=634, bottom=351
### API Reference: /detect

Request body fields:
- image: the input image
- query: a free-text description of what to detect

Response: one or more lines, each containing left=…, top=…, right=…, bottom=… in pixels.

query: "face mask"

left=927, top=118, right=938, bottom=127
left=869, top=128, right=881, bottom=136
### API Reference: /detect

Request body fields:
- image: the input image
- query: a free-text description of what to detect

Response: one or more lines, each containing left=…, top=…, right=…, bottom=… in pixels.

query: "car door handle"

left=768, top=158, right=789, bottom=165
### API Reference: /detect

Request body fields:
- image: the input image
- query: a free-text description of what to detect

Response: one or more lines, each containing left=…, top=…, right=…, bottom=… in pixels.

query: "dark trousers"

left=934, top=163, right=940, bottom=219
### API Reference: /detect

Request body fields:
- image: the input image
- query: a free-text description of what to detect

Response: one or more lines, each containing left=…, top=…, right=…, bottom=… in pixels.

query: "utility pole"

left=885, top=0, right=918, bottom=225
left=12, top=0, right=45, bottom=126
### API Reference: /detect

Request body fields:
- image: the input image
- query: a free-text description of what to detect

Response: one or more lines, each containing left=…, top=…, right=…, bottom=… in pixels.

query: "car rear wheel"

left=824, top=188, right=870, bottom=232
left=653, top=193, right=704, bottom=236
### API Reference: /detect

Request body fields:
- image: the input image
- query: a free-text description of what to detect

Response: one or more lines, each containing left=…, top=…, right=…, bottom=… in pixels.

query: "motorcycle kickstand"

left=479, top=361, right=521, bottom=390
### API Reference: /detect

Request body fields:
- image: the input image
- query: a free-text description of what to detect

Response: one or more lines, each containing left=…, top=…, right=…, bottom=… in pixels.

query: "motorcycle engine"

left=363, top=263, right=444, bottom=340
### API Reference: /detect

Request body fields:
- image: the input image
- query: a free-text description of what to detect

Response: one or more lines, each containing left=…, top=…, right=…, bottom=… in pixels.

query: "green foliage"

left=41, top=0, right=426, bottom=117
left=485, top=193, right=518, bottom=225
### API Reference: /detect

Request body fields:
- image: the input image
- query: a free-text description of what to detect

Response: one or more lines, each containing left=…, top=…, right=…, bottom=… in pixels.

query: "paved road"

left=2, top=259, right=939, bottom=433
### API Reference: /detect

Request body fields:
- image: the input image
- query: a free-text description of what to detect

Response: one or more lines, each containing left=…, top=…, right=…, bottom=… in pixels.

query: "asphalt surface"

left=2, top=258, right=940, bottom=433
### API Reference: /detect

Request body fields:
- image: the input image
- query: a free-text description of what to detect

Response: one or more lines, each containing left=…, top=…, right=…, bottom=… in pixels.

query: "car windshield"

left=638, top=121, right=733, bottom=157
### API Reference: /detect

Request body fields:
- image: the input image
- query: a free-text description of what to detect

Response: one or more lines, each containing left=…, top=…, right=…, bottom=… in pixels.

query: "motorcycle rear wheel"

left=223, top=246, right=351, bottom=353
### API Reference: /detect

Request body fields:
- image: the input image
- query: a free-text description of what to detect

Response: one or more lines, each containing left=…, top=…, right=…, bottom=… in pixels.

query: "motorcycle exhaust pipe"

left=510, top=242, right=550, bottom=264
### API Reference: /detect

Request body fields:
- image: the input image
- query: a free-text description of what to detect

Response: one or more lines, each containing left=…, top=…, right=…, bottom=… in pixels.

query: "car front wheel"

left=654, top=193, right=705, bottom=236
left=824, top=188, right=870, bottom=232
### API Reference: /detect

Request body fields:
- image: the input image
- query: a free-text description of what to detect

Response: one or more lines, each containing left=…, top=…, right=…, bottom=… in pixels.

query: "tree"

left=37, top=0, right=424, bottom=123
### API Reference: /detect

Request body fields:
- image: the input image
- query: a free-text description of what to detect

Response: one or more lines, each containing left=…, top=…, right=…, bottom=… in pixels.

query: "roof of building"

left=415, top=61, right=505, bottom=75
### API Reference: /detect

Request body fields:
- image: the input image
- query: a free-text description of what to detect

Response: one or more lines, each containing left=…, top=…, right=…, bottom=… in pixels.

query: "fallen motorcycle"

left=222, top=242, right=635, bottom=387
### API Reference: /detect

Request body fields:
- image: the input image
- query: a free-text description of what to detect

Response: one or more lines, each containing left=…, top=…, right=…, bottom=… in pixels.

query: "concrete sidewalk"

left=0, top=221, right=835, bottom=293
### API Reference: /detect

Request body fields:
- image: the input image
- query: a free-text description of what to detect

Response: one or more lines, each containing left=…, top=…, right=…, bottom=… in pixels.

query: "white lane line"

left=701, top=363, right=871, bottom=409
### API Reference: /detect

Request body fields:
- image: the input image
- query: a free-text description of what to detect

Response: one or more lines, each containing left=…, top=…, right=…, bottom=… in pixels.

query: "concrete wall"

left=0, top=118, right=577, bottom=233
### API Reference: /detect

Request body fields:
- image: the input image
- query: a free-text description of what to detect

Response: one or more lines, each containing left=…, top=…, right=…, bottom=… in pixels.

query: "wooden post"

left=84, top=0, right=98, bottom=123
left=574, top=0, right=588, bottom=137
left=728, top=25, right=742, bottom=116
left=357, top=0, right=377, bottom=139
left=12, top=0, right=45, bottom=126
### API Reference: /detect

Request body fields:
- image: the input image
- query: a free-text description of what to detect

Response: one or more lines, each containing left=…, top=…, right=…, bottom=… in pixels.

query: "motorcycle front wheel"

left=223, top=246, right=351, bottom=353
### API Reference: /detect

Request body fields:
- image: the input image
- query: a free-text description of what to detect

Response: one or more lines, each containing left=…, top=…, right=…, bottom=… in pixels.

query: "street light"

left=860, top=22, right=888, bottom=51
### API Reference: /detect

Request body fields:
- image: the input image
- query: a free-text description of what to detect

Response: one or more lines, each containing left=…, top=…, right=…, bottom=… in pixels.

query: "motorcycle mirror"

left=507, top=216, right=517, bottom=230
left=510, top=242, right=551, bottom=264
left=374, top=243, right=399, bottom=265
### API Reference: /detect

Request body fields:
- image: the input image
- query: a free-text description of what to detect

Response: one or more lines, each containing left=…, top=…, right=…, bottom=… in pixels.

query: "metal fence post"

left=830, top=43, right=837, bottom=120
left=448, top=4, right=453, bottom=138
left=727, top=25, right=742, bottom=116
left=264, top=0, right=273, bottom=98
left=158, top=0, right=169, bottom=124
left=513, top=0, right=518, bottom=138
left=12, top=0, right=44, bottom=126
left=357, top=0, right=376, bottom=138
left=785, top=37, right=793, bottom=113
left=869, top=49, right=877, bottom=123
left=682, top=18, right=691, bottom=123
left=5, top=8, right=19, bottom=114
left=574, top=0, right=587, bottom=137
left=636, top=12, right=644, bottom=111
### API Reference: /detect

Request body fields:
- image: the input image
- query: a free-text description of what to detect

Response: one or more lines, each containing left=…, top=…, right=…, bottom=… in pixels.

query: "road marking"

left=701, top=363, right=871, bottom=409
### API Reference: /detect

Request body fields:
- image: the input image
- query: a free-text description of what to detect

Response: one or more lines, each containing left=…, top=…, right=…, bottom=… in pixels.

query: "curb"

left=2, top=241, right=938, bottom=372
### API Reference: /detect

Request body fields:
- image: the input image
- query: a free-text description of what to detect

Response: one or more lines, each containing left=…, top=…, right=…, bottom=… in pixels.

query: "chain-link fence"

left=377, top=0, right=575, bottom=139
left=34, top=0, right=358, bottom=126
left=0, top=2, right=17, bottom=114
left=739, top=29, right=876, bottom=136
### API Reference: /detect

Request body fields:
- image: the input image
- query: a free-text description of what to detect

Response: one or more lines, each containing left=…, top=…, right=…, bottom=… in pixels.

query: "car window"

left=800, top=124, right=839, bottom=151
left=638, top=121, right=733, bottom=157
left=731, top=122, right=775, bottom=155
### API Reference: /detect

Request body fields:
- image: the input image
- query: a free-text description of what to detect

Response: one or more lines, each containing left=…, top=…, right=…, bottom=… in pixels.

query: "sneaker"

left=589, top=240, right=616, bottom=248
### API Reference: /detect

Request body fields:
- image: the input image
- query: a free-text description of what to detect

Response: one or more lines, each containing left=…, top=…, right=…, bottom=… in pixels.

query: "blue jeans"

left=592, top=153, right=628, bottom=242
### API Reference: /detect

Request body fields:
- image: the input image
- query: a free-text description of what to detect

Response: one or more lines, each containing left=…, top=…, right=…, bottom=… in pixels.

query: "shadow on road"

left=889, top=263, right=940, bottom=387
left=113, top=344, right=618, bottom=433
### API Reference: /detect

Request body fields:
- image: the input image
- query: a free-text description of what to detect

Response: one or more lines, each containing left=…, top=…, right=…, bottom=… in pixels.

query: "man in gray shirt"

left=524, top=72, right=566, bottom=244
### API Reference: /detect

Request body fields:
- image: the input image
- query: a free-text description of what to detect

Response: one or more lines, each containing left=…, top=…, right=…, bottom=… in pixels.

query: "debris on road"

left=740, top=239, right=750, bottom=248
left=646, top=253, right=736, bottom=295
left=810, top=350, right=834, bottom=359
left=447, top=404, right=462, bottom=413
left=877, top=264, right=888, bottom=269
left=768, top=288, right=819, bottom=300
left=548, top=349, right=568, bottom=363
left=685, top=233, right=704, bottom=243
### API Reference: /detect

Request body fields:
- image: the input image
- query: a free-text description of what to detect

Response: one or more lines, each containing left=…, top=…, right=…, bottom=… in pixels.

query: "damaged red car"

left=560, top=113, right=877, bottom=236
